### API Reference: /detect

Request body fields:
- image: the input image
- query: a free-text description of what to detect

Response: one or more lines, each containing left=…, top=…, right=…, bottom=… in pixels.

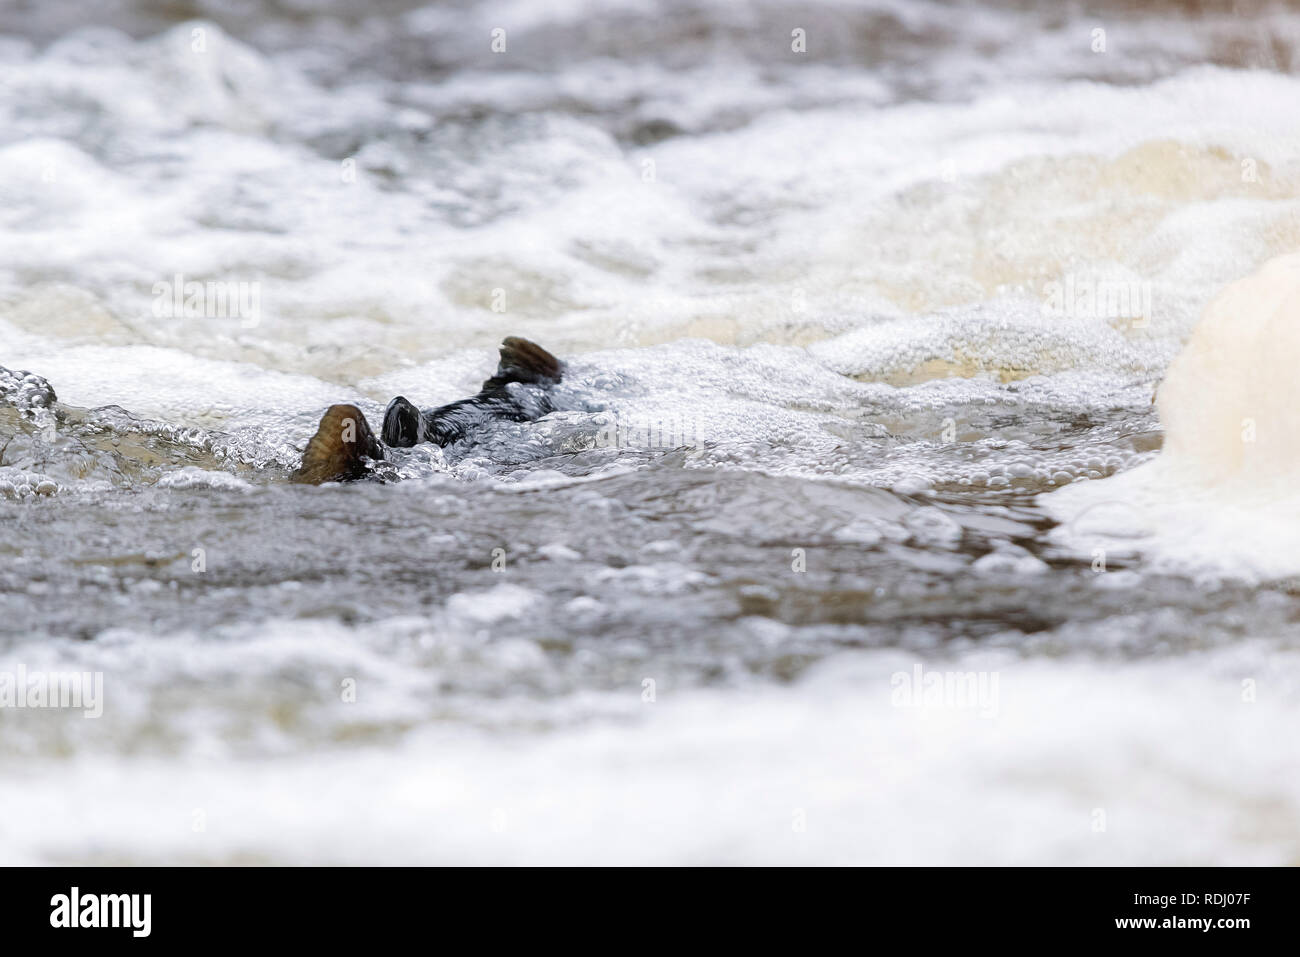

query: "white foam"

left=1047, top=253, right=1300, bottom=581
left=1, top=641, right=1294, bottom=865
left=6, top=29, right=1300, bottom=408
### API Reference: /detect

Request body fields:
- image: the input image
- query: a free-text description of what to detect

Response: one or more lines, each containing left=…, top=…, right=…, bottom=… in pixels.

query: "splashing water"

left=3, top=0, right=1300, bottom=865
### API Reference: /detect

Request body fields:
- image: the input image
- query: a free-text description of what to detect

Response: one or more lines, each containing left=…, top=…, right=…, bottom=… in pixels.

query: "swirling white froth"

left=6, top=1, right=1300, bottom=867
left=1048, top=254, right=1300, bottom=582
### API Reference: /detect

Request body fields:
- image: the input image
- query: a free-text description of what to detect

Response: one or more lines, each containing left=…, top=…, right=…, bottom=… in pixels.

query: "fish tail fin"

left=291, top=403, right=382, bottom=484
left=482, top=337, right=563, bottom=390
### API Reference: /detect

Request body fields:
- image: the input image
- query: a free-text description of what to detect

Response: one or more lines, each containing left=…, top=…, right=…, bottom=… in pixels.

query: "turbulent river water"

left=2, top=0, right=1300, bottom=864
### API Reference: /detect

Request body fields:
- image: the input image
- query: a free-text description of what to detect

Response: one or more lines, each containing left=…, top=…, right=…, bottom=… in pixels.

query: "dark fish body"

left=292, top=337, right=563, bottom=484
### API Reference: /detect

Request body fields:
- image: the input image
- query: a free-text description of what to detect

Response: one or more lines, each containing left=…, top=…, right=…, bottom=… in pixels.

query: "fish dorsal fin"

left=291, top=404, right=381, bottom=484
